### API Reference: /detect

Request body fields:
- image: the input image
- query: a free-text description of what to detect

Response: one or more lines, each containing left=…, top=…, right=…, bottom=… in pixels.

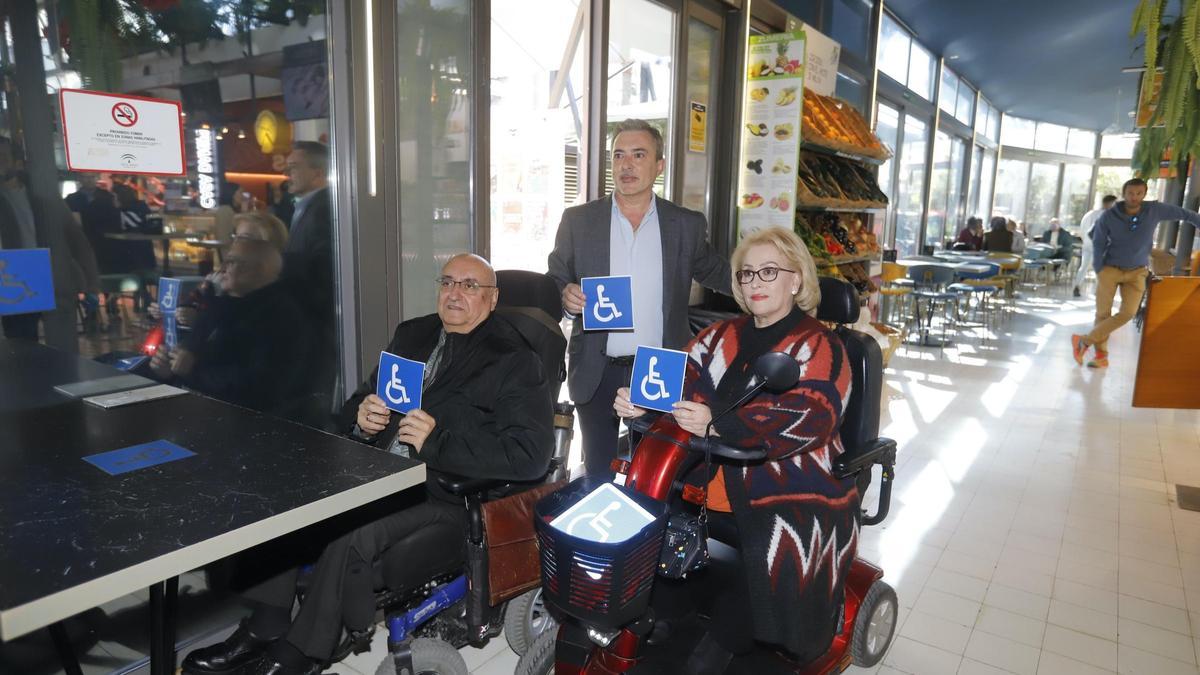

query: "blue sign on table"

left=0, top=248, right=55, bottom=316
left=163, top=314, right=178, bottom=349
left=628, top=345, right=687, bottom=413
left=376, top=351, right=425, bottom=414
left=158, top=277, right=182, bottom=313
left=580, top=275, right=634, bottom=331
left=84, top=440, right=196, bottom=476
left=115, top=355, right=149, bottom=371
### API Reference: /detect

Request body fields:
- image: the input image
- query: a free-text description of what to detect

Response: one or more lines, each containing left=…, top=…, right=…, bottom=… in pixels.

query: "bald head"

left=438, top=253, right=499, bottom=334
left=220, top=238, right=283, bottom=297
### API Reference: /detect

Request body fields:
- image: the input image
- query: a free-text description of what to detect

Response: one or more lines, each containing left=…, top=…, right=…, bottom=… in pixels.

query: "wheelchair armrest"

left=435, top=473, right=511, bottom=497
left=833, top=438, right=897, bottom=479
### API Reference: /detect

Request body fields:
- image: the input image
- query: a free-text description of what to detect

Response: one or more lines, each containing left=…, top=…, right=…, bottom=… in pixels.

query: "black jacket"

left=983, top=228, right=1014, bottom=253
left=173, top=281, right=317, bottom=425
left=282, top=187, right=333, bottom=321
left=340, top=313, right=555, bottom=504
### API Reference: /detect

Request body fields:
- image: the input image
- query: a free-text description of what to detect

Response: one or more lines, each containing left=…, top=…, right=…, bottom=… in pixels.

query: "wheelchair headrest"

left=496, top=270, right=562, bottom=320
left=816, top=276, right=860, bottom=324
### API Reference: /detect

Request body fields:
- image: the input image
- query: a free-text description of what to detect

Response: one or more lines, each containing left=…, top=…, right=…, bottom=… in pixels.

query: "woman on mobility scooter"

left=521, top=227, right=897, bottom=674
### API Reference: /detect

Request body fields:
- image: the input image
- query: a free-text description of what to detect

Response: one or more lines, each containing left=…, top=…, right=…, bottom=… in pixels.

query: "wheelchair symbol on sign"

left=592, top=284, right=624, bottom=324
left=160, top=284, right=177, bottom=311
left=113, top=446, right=170, bottom=467
left=639, top=357, right=669, bottom=401
left=0, top=260, right=36, bottom=304
left=384, top=364, right=410, bottom=405
left=565, top=500, right=623, bottom=543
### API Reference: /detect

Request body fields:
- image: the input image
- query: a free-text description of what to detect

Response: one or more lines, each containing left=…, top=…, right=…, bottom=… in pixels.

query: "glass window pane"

left=1100, top=133, right=1139, bottom=159
left=489, top=0, right=589, bottom=272
left=947, top=136, right=965, bottom=233
left=994, top=158, right=1031, bottom=219
left=399, top=0, right=474, bottom=318
left=956, top=84, right=974, bottom=125
left=1034, top=122, right=1069, bottom=154
left=927, top=131, right=952, bottom=249
left=1001, top=116, right=1036, bottom=148
left=978, top=150, right=996, bottom=218
left=1026, top=162, right=1060, bottom=234
left=875, top=102, right=900, bottom=247
left=679, top=18, right=719, bottom=216
left=606, top=0, right=675, bottom=197
left=989, top=108, right=1001, bottom=142
left=829, top=0, right=873, bottom=60
left=967, top=146, right=983, bottom=217
left=878, top=15, right=911, bottom=85
left=7, top=1, right=346, bottom=428
left=908, top=43, right=934, bottom=100
left=835, top=70, right=869, bottom=116
left=939, top=68, right=958, bottom=115
left=895, top=115, right=929, bottom=256
left=1067, top=129, right=1097, bottom=157
left=1060, top=163, right=1093, bottom=226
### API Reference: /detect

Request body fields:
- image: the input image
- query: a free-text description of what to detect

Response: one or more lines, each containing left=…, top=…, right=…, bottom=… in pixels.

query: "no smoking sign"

left=111, top=102, right=138, bottom=127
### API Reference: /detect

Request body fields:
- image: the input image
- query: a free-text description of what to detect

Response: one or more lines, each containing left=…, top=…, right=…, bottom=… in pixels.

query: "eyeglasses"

left=1130, top=215, right=1140, bottom=231
left=735, top=266, right=795, bottom=285
left=436, top=276, right=497, bottom=294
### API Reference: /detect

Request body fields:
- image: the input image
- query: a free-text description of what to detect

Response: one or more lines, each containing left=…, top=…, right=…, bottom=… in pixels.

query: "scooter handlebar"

left=688, top=436, right=768, bottom=462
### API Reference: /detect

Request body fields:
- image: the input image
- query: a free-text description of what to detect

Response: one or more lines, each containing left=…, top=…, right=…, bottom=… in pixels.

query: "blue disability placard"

left=628, top=345, right=687, bottom=413
left=376, top=351, right=425, bottom=414
left=84, top=440, right=196, bottom=476
left=158, top=277, right=182, bottom=314
left=163, top=314, right=179, bottom=349
left=580, top=275, right=634, bottom=331
left=0, top=248, right=55, bottom=316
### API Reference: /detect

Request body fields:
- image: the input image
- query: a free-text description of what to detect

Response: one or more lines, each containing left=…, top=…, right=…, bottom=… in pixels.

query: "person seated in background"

left=615, top=227, right=855, bottom=672
left=954, top=217, right=984, bottom=250
left=65, top=172, right=97, bottom=214
left=149, top=238, right=317, bottom=425
left=1039, top=217, right=1074, bottom=259
left=181, top=253, right=554, bottom=675
left=1008, top=219, right=1027, bottom=254
left=982, top=215, right=1014, bottom=252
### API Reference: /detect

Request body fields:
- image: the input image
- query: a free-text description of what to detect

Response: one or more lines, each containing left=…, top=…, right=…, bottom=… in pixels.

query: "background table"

left=0, top=339, right=425, bottom=673
left=105, top=232, right=198, bottom=276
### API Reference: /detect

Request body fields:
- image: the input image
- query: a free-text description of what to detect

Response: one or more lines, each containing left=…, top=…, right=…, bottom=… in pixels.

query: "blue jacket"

left=1093, top=200, right=1200, bottom=272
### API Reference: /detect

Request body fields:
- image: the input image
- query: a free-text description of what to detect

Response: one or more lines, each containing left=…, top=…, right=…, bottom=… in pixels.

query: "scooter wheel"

left=505, top=588, right=557, bottom=656
left=374, top=638, right=468, bottom=675
left=851, top=580, right=898, bottom=668
left=514, top=628, right=556, bottom=675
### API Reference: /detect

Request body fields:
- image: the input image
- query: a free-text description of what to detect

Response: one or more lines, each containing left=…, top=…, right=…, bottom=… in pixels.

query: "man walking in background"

left=1071, top=179, right=1200, bottom=368
left=1073, top=194, right=1117, bottom=298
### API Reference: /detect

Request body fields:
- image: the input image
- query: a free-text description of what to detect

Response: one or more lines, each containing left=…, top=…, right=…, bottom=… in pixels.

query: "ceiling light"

left=237, top=129, right=246, bottom=139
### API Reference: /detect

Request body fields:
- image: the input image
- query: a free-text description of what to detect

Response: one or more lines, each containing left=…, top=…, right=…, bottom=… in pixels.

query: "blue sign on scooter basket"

left=549, top=483, right=656, bottom=544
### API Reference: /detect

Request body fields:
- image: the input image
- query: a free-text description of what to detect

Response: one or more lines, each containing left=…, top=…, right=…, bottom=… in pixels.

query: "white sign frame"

left=60, top=89, right=186, bottom=176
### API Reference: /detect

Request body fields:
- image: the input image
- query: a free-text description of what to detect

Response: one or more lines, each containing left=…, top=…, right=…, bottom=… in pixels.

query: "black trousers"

left=576, top=360, right=633, bottom=479
left=243, top=498, right=467, bottom=661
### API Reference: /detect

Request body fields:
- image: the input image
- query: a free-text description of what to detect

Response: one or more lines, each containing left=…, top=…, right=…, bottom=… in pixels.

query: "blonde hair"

left=731, top=227, right=821, bottom=316
left=232, top=212, right=289, bottom=252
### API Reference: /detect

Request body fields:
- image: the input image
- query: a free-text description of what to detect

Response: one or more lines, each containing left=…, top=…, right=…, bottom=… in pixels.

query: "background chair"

left=906, top=264, right=958, bottom=353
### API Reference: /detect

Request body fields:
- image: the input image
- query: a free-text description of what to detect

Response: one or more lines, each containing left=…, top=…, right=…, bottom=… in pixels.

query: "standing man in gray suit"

left=548, top=119, right=731, bottom=478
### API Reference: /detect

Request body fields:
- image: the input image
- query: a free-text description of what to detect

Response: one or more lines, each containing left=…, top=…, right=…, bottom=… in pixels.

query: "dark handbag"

left=658, top=512, right=709, bottom=578
left=481, top=480, right=566, bottom=605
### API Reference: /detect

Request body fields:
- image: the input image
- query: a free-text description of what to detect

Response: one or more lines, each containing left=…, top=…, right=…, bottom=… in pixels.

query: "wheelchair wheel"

left=514, top=628, right=555, bottom=675
left=504, top=588, right=557, bottom=656
left=373, top=638, right=468, bottom=675
left=850, top=580, right=897, bottom=668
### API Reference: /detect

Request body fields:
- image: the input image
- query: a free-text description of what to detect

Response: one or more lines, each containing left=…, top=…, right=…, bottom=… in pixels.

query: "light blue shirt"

left=606, top=197, right=664, bottom=357
left=291, top=189, right=320, bottom=229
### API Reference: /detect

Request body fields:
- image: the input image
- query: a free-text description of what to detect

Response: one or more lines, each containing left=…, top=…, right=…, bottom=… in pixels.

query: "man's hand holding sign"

left=360, top=352, right=435, bottom=452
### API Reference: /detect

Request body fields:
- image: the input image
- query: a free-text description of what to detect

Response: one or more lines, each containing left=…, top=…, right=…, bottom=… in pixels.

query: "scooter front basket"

left=534, top=476, right=668, bottom=630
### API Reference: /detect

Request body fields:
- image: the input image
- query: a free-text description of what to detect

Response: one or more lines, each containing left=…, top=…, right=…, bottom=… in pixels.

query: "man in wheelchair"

left=183, top=253, right=555, bottom=675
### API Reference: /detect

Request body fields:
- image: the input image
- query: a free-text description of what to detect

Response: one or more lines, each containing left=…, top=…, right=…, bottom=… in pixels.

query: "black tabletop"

left=0, top=340, right=424, bottom=640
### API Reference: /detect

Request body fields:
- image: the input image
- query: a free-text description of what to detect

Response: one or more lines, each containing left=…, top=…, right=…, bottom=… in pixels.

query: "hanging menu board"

left=737, top=31, right=805, bottom=239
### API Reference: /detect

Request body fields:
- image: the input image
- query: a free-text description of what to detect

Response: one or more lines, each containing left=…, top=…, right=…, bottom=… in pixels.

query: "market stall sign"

left=59, top=89, right=186, bottom=176
left=193, top=127, right=219, bottom=209
left=787, top=21, right=841, bottom=97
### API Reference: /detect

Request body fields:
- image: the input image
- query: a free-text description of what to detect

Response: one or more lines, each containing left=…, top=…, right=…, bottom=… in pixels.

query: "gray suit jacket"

left=547, top=195, right=732, bottom=404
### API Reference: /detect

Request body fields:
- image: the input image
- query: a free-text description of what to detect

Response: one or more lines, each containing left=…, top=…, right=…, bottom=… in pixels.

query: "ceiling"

left=883, top=0, right=1145, bottom=133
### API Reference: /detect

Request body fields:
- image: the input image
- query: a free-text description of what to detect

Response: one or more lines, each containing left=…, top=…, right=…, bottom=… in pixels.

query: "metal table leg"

left=48, top=622, right=84, bottom=675
left=148, top=576, right=180, bottom=675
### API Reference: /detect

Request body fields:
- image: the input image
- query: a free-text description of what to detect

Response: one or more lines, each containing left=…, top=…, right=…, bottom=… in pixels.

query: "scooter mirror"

left=754, top=351, right=799, bottom=392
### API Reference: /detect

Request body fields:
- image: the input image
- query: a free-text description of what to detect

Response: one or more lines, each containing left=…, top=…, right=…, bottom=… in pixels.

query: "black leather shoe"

left=249, top=656, right=322, bottom=675
left=182, top=621, right=278, bottom=674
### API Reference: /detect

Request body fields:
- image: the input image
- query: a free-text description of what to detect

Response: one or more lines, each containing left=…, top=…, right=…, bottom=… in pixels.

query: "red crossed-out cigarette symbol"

left=112, top=102, right=138, bottom=127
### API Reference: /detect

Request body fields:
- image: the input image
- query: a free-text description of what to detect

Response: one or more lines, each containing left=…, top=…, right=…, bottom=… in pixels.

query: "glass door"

left=677, top=6, right=723, bottom=220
